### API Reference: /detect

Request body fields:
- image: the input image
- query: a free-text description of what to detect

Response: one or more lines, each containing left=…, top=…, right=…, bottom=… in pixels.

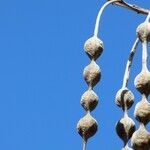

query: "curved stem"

left=145, top=11, right=150, bottom=22
left=83, top=140, right=87, bottom=150
left=142, top=40, right=148, bottom=71
left=124, top=109, right=128, bottom=117
left=122, top=38, right=139, bottom=88
left=94, top=0, right=120, bottom=37
left=141, top=12, right=150, bottom=72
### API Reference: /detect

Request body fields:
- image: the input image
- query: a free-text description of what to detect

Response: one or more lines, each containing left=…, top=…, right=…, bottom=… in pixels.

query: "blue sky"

left=0, top=0, right=150, bottom=150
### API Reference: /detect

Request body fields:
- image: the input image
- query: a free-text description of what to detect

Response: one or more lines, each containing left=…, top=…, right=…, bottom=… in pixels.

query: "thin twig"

left=142, top=40, right=148, bottom=72
left=141, top=12, right=150, bottom=72
left=94, top=0, right=120, bottom=37
left=122, top=38, right=139, bottom=88
left=145, top=11, right=150, bottom=22
left=83, top=140, right=87, bottom=150
left=94, top=0, right=150, bottom=37
left=112, top=0, right=150, bottom=15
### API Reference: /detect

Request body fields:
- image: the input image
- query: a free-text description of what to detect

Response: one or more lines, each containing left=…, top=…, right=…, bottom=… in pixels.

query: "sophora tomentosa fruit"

left=84, top=37, right=103, bottom=60
left=134, top=96, right=150, bottom=125
left=81, top=90, right=99, bottom=112
left=115, top=37, right=138, bottom=149
left=134, top=71, right=150, bottom=96
left=77, top=113, right=98, bottom=141
left=137, top=22, right=150, bottom=42
left=115, top=88, right=134, bottom=110
left=77, top=36, right=103, bottom=150
left=131, top=13, right=150, bottom=150
left=115, top=87, right=135, bottom=149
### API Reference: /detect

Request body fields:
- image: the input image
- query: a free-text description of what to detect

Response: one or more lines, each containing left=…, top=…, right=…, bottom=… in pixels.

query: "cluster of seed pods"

left=77, top=36, right=103, bottom=150
left=115, top=39, right=139, bottom=150
left=115, top=13, right=150, bottom=150
left=131, top=13, right=150, bottom=150
left=76, top=1, right=117, bottom=149
left=76, top=1, right=150, bottom=150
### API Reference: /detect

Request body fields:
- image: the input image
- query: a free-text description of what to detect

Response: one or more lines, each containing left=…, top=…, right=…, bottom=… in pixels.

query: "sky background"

left=0, top=0, right=150, bottom=150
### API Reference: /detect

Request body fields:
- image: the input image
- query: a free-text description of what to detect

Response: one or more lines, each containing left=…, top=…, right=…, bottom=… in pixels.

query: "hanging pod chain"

left=131, top=12, right=150, bottom=150
left=115, top=38, right=139, bottom=150
left=77, top=1, right=150, bottom=150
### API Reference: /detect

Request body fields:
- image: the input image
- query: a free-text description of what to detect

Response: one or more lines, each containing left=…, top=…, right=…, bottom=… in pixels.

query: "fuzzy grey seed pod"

left=134, top=98, right=150, bottom=125
left=77, top=113, right=98, bottom=141
left=116, top=116, right=135, bottom=143
left=115, top=88, right=134, bottom=110
left=84, top=36, right=103, bottom=60
left=136, top=22, right=150, bottom=42
left=81, top=90, right=98, bottom=112
left=131, top=125, right=150, bottom=150
left=134, top=71, right=150, bottom=96
left=83, top=61, right=101, bottom=88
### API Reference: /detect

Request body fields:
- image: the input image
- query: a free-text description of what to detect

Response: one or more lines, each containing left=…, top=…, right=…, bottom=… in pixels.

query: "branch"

left=111, top=0, right=150, bottom=15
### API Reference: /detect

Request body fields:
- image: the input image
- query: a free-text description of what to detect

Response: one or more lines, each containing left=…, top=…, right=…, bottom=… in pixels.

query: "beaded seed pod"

left=131, top=13, right=150, bottom=150
left=77, top=1, right=150, bottom=150
left=77, top=36, right=103, bottom=150
left=115, top=38, right=139, bottom=149
left=76, top=1, right=118, bottom=149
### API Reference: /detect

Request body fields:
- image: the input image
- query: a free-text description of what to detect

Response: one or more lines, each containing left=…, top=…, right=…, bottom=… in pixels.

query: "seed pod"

left=116, top=116, right=135, bottom=143
left=115, top=88, right=134, bottom=110
left=83, top=61, right=101, bottom=88
left=134, top=71, right=150, bottom=96
left=134, top=98, right=150, bottom=125
left=131, top=125, right=150, bottom=150
left=136, top=22, right=150, bottom=42
left=81, top=90, right=98, bottom=112
left=77, top=113, right=98, bottom=141
left=84, top=36, right=103, bottom=60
